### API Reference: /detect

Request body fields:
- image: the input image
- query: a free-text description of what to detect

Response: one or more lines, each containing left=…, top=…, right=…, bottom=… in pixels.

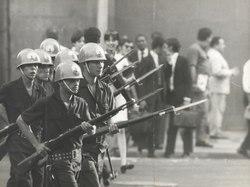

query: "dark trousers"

left=165, top=113, right=193, bottom=155
left=147, top=123, right=156, bottom=156
left=7, top=151, right=44, bottom=187
left=240, top=120, right=250, bottom=151
left=50, top=158, right=81, bottom=187
left=79, top=152, right=105, bottom=187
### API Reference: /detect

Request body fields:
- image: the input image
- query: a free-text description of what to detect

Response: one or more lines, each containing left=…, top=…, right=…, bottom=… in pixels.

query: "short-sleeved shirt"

left=77, top=78, right=114, bottom=153
left=187, top=43, right=211, bottom=76
left=21, top=91, right=91, bottom=153
left=0, top=77, right=46, bottom=153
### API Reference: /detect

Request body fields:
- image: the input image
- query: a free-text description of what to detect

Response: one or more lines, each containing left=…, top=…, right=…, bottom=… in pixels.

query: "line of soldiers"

left=0, top=27, right=161, bottom=186
left=0, top=32, right=128, bottom=187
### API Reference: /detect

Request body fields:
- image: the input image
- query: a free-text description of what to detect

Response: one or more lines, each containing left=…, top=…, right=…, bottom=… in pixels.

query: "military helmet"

left=40, top=38, right=61, bottom=57
left=16, top=49, right=41, bottom=69
left=78, top=43, right=106, bottom=63
left=54, top=49, right=78, bottom=69
left=54, top=61, right=83, bottom=82
left=34, top=49, right=53, bottom=66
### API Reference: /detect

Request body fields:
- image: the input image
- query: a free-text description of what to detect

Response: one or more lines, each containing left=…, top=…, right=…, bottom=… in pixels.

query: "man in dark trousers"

left=16, top=61, right=94, bottom=187
left=164, top=38, right=193, bottom=157
left=77, top=43, right=118, bottom=187
left=128, top=34, right=157, bottom=157
left=0, top=49, right=45, bottom=187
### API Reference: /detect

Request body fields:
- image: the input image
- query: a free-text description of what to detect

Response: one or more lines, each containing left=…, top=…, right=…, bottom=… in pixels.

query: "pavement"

left=0, top=131, right=250, bottom=187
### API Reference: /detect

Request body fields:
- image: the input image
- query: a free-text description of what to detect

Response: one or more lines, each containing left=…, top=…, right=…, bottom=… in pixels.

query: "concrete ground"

left=0, top=131, right=250, bottom=187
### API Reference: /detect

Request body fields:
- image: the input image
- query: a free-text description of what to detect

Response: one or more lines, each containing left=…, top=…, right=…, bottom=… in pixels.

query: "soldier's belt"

left=49, top=149, right=81, bottom=161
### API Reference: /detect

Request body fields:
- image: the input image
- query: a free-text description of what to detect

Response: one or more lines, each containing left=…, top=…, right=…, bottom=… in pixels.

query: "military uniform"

left=0, top=77, right=46, bottom=187
left=20, top=89, right=91, bottom=187
left=78, top=78, right=114, bottom=187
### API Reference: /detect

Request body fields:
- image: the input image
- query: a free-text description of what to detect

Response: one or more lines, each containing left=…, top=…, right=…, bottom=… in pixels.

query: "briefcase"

left=174, top=110, right=199, bottom=128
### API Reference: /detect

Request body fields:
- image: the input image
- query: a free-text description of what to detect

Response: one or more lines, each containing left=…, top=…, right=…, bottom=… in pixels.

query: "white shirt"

left=114, top=53, right=130, bottom=71
left=111, top=53, right=128, bottom=122
left=137, top=48, right=149, bottom=62
left=169, top=53, right=179, bottom=91
left=243, top=59, right=250, bottom=93
left=208, top=48, right=232, bottom=94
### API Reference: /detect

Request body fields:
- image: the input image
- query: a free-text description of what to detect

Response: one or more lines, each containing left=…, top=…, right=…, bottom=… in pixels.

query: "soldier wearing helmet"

left=16, top=61, right=95, bottom=187
left=0, top=49, right=46, bottom=187
left=40, top=38, right=61, bottom=62
left=35, top=49, right=55, bottom=96
left=54, top=49, right=79, bottom=69
left=77, top=43, right=118, bottom=187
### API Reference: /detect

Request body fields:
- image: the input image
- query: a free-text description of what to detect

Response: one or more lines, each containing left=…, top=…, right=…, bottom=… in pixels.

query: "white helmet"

left=54, top=61, right=83, bottom=82
left=78, top=43, right=106, bottom=63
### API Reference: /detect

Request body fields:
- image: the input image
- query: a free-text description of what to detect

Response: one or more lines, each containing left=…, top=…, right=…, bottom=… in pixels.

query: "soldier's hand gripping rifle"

left=114, top=64, right=164, bottom=97
left=100, top=60, right=140, bottom=82
left=16, top=88, right=163, bottom=173
left=102, top=49, right=136, bottom=76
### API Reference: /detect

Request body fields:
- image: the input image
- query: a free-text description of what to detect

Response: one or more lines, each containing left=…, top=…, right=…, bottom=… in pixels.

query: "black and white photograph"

left=0, top=0, right=250, bottom=186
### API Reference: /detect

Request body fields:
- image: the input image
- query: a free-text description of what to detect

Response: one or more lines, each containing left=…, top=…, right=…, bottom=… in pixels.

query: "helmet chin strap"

left=19, top=67, right=33, bottom=81
left=85, top=63, right=91, bottom=74
left=62, top=80, right=75, bottom=94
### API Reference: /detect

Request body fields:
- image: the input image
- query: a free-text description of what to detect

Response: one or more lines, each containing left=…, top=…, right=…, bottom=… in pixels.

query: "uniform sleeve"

left=21, top=98, right=46, bottom=125
left=82, top=101, right=92, bottom=121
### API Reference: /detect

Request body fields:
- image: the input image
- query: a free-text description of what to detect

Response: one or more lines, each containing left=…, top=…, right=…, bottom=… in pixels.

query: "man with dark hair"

left=128, top=34, right=157, bottom=157
left=164, top=38, right=193, bottom=157
left=45, top=26, right=67, bottom=50
left=187, top=27, right=213, bottom=148
left=83, top=27, right=101, bottom=44
left=197, top=28, right=213, bottom=41
left=150, top=37, right=166, bottom=149
left=71, top=29, right=85, bottom=55
left=151, top=31, right=164, bottom=41
left=45, top=26, right=59, bottom=41
left=207, top=36, right=238, bottom=139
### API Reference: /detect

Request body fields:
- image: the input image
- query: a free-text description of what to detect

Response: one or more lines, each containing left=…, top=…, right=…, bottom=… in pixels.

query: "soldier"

left=40, top=38, right=61, bottom=81
left=16, top=61, right=95, bottom=187
left=54, top=49, right=79, bottom=69
left=40, top=38, right=61, bottom=64
left=0, top=49, right=45, bottom=187
left=77, top=43, right=118, bottom=187
left=35, top=49, right=55, bottom=96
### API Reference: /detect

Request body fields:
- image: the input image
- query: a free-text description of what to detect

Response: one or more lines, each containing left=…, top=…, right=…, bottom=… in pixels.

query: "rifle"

left=100, top=60, right=140, bottom=82
left=18, top=98, right=207, bottom=173
left=102, top=49, right=136, bottom=76
left=0, top=123, right=18, bottom=140
left=16, top=88, right=163, bottom=173
left=114, top=64, right=164, bottom=97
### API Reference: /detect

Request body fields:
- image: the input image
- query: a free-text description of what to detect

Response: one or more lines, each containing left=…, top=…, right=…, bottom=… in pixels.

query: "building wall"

left=8, top=0, right=98, bottom=80
left=0, top=0, right=9, bottom=85
left=113, top=0, right=250, bottom=130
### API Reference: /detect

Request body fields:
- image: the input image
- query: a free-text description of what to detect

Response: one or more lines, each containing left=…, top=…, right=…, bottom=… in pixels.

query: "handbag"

left=174, top=110, right=199, bottom=128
